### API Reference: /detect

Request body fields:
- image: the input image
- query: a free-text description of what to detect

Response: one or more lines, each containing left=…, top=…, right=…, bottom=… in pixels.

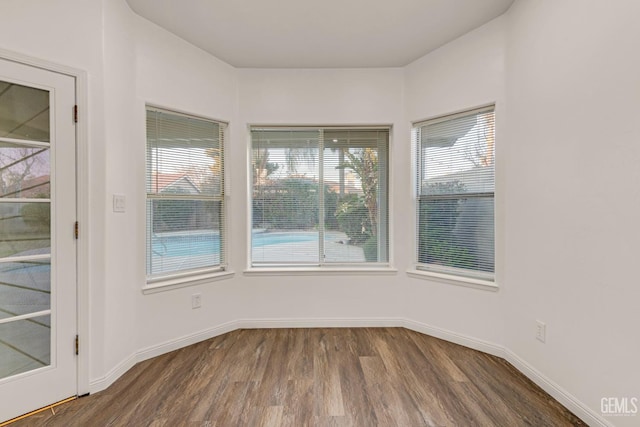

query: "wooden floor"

left=12, top=328, right=586, bottom=426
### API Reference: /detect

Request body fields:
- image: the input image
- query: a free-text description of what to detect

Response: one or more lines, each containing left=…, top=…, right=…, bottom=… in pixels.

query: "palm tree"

left=252, top=148, right=280, bottom=185
left=335, top=147, right=378, bottom=237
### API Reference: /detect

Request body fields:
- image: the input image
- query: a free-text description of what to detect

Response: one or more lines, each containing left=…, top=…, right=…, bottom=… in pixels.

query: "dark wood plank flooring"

left=12, top=328, right=586, bottom=426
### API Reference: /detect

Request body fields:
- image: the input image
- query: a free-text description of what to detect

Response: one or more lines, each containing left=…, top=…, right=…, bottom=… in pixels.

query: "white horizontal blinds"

left=146, top=107, right=225, bottom=278
left=251, top=127, right=389, bottom=266
left=416, top=106, right=495, bottom=280
left=251, top=129, right=321, bottom=264
left=323, top=130, right=389, bottom=263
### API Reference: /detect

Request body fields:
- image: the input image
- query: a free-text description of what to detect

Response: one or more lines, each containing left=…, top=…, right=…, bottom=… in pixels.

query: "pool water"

left=152, top=234, right=220, bottom=257
left=253, top=232, right=317, bottom=246
left=152, top=231, right=318, bottom=257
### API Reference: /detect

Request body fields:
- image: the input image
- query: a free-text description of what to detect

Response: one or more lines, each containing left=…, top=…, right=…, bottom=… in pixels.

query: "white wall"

left=132, top=9, right=242, bottom=352
left=504, top=1, right=640, bottom=425
left=100, top=0, right=139, bottom=383
left=237, top=68, right=406, bottom=322
left=403, top=16, right=507, bottom=347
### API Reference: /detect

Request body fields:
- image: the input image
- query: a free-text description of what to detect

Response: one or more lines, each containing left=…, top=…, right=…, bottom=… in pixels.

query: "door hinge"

left=75, top=335, right=79, bottom=355
left=74, top=221, right=79, bottom=239
left=73, top=105, right=78, bottom=124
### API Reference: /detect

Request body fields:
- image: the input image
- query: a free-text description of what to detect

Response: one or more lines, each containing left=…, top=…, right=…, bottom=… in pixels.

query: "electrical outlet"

left=113, top=194, right=126, bottom=213
left=536, top=320, right=546, bottom=343
left=192, top=294, right=202, bottom=309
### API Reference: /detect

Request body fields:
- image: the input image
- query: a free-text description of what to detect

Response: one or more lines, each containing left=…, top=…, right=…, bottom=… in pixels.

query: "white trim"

left=244, top=267, right=398, bottom=276
left=0, top=199, right=50, bottom=204
left=142, top=270, right=235, bottom=294
left=0, top=48, right=85, bottom=78
left=0, top=47, right=90, bottom=397
left=385, top=126, right=395, bottom=267
left=146, top=266, right=228, bottom=285
left=237, top=317, right=404, bottom=329
left=0, top=310, right=51, bottom=325
left=88, top=353, right=137, bottom=394
left=411, top=103, right=496, bottom=128
left=145, top=103, right=229, bottom=126
left=0, top=137, right=50, bottom=148
left=0, top=254, right=51, bottom=264
left=74, top=63, right=90, bottom=397
left=406, top=269, right=498, bottom=292
left=249, top=124, right=394, bottom=131
left=402, top=318, right=504, bottom=357
left=89, top=320, right=238, bottom=393
left=247, top=125, right=392, bottom=269
left=135, top=321, right=238, bottom=364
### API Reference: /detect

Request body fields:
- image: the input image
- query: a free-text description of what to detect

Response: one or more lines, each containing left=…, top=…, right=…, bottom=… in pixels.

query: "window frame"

left=411, top=105, right=497, bottom=289
left=247, top=125, right=393, bottom=272
left=144, top=105, right=231, bottom=291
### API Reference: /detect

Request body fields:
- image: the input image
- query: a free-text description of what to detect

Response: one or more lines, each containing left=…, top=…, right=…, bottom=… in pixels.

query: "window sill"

left=244, top=266, right=398, bottom=277
left=143, top=270, right=235, bottom=294
left=406, top=269, right=498, bottom=292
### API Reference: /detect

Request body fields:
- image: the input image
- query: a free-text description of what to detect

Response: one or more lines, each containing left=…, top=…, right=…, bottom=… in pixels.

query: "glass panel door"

left=0, top=57, right=77, bottom=423
left=0, top=83, right=52, bottom=380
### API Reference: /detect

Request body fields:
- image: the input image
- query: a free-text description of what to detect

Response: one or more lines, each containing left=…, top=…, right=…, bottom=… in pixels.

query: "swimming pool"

left=253, top=232, right=317, bottom=246
left=152, top=233, right=220, bottom=257
left=152, top=231, right=318, bottom=257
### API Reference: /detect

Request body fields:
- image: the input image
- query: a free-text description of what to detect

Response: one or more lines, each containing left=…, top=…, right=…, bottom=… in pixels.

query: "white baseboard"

left=504, top=349, right=613, bottom=427
left=88, top=317, right=610, bottom=427
left=88, top=353, right=137, bottom=394
left=402, top=319, right=505, bottom=358
left=135, top=320, right=238, bottom=364
left=237, top=317, right=405, bottom=329
left=88, top=320, right=238, bottom=393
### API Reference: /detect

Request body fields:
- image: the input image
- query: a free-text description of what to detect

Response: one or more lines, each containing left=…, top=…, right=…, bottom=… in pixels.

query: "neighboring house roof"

left=3, top=174, right=50, bottom=198
left=151, top=173, right=200, bottom=194
left=423, top=166, right=494, bottom=194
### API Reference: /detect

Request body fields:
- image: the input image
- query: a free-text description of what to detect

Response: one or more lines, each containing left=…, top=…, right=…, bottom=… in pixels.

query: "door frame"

left=0, top=47, right=90, bottom=396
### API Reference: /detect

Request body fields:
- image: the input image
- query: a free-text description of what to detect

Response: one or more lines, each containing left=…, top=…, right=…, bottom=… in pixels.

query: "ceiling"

left=126, top=0, right=514, bottom=68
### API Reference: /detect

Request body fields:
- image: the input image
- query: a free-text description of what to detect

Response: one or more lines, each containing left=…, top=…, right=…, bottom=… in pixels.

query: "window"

left=414, top=106, right=495, bottom=281
left=146, top=107, right=226, bottom=281
left=250, top=127, right=389, bottom=267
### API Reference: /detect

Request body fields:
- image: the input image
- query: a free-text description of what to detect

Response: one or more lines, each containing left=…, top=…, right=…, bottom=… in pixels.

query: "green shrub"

left=418, top=180, right=476, bottom=269
left=363, top=236, right=378, bottom=262
left=21, top=201, right=50, bottom=231
left=253, top=178, right=338, bottom=230
left=335, top=195, right=371, bottom=245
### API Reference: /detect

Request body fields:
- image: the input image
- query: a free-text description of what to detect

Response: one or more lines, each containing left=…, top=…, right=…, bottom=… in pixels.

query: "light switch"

left=113, top=194, right=126, bottom=213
